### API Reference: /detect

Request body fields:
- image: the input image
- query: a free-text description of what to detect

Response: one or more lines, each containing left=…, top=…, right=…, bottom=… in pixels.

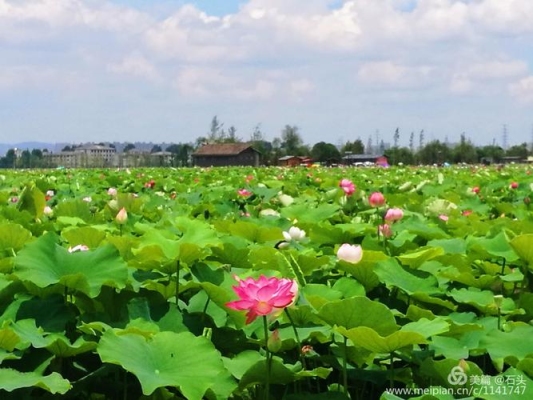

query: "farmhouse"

left=342, top=154, right=388, bottom=166
left=192, top=143, right=261, bottom=167
left=278, top=155, right=312, bottom=167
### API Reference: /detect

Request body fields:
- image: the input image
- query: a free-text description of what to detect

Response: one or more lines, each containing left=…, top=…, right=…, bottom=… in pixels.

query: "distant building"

left=192, top=143, right=261, bottom=167
left=342, top=154, right=388, bottom=166
left=278, top=156, right=312, bottom=167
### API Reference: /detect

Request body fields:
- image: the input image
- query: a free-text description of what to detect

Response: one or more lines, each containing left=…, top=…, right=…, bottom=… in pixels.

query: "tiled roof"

left=193, top=143, right=256, bottom=156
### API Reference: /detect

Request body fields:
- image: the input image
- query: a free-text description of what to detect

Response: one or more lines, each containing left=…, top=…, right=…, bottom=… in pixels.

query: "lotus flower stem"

left=175, top=260, right=181, bottom=311
left=284, top=308, right=306, bottom=369
left=263, top=316, right=271, bottom=400
left=343, top=337, right=348, bottom=395
left=389, top=352, right=394, bottom=388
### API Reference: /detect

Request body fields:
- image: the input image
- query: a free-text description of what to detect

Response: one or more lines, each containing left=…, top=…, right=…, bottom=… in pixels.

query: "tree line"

left=0, top=118, right=530, bottom=168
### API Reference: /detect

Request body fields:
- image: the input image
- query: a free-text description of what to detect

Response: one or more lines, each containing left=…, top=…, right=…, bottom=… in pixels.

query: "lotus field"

left=2, top=165, right=533, bottom=400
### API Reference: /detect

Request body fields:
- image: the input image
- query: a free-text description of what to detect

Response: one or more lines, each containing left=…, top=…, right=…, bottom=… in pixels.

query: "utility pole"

left=502, top=124, right=508, bottom=150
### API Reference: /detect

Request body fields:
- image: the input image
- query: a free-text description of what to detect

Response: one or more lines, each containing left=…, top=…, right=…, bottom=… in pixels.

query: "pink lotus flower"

left=226, top=275, right=298, bottom=324
left=116, top=207, right=128, bottom=224
left=238, top=188, right=252, bottom=197
left=439, top=214, right=449, bottom=222
left=337, top=244, right=363, bottom=264
left=10, top=197, right=18, bottom=203
left=472, top=186, right=480, bottom=194
left=379, top=224, right=393, bottom=238
left=510, top=182, right=519, bottom=189
left=339, top=179, right=355, bottom=196
left=369, top=192, right=386, bottom=207
left=43, top=206, right=53, bottom=216
left=107, top=187, right=117, bottom=196
left=384, top=208, right=403, bottom=223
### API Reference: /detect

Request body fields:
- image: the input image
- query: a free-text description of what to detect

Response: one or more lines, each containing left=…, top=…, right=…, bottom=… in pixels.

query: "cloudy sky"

left=1, top=0, right=533, bottom=147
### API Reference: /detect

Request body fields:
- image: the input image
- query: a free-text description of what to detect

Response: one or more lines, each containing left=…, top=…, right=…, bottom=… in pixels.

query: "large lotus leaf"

left=0, top=223, right=32, bottom=252
left=174, top=217, right=222, bottom=248
left=332, top=277, right=366, bottom=298
left=337, top=326, right=426, bottom=353
left=202, top=281, right=247, bottom=328
left=61, top=226, right=106, bottom=249
left=510, top=234, right=533, bottom=269
left=228, top=220, right=282, bottom=243
left=281, top=203, right=339, bottom=223
left=223, top=350, right=263, bottom=380
left=317, top=297, right=398, bottom=335
left=398, top=247, right=445, bottom=268
left=13, top=233, right=129, bottom=298
left=400, top=318, right=450, bottom=338
left=427, top=238, right=467, bottom=254
left=54, top=199, right=92, bottom=221
left=479, top=325, right=533, bottom=371
left=210, top=243, right=252, bottom=269
left=418, top=358, right=483, bottom=388
left=16, top=294, right=76, bottom=331
left=336, top=250, right=384, bottom=291
left=374, top=258, right=440, bottom=295
left=0, top=368, right=71, bottom=394
left=98, top=330, right=225, bottom=398
left=474, top=368, right=533, bottom=400
left=430, top=336, right=470, bottom=359
left=395, top=219, right=448, bottom=240
left=467, top=231, right=519, bottom=262
left=17, top=184, right=46, bottom=219
left=449, top=288, right=517, bottom=314
left=302, top=284, right=343, bottom=311
left=238, top=359, right=297, bottom=390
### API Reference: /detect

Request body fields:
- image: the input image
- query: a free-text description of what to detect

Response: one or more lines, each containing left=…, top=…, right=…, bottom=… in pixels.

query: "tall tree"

left=452, top=133, right=478, bottom=163
left=342, top=140, right=365, bottom=155
left=419, top=130, right=425, bottom=150
left=311, top=142, right=341, bottom=163
left=393, top=128, right=400, bottom=148
left=208, top=116, right=224, bottom=143
left=418, top=140, right=450, bottom=165
left=409, top=131, right=414, bottom=153
left=281, top=125, right=303, bottom=155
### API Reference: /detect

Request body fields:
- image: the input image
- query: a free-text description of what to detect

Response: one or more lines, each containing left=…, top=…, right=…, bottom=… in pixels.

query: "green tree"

left=281, top=125, right=303, bottom=155
left=393, top=127, right=400, bottom=148
left=208, top=116, right=224, bottom=143
left=123, top=143, right=136, bottom=152
left=384, top=147, right=414, bottom=165
left=452, top=133, right=478, bottom=164
left=341, top=140, right=365, bottom=155
left=477, top=145, right=505, bottom=164
left=417, top=140, right=450, bottom=165
left=506, top=143, right=529, bottom=160
left=151, top=145, right=162, bottom=153
left=311, top=142, right=341, bottom=163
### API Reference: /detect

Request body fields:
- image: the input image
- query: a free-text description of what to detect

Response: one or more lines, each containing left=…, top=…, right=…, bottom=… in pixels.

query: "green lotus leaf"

left=302, top=284, right=343, bottom=310
left=55, top=198, right=93, bottom=219
left=202, top=281, right=247, bottom=328
left=0, top=223, right=32, bottom=253
left=0, top=349, right=20, bottom=363
left=317, top=297, right=398, bottom=335
left=398, top=247, right=445, bottom=268
left=374, top=258, right=441, bottom=295
left=61, top=226, right=107, bottom=249
left=418, top=358, right=483, bottom=388
left=331, top=277, right=366, bottom=298
left=479, top=325, right=533, bottom=371
left=228, top=220, right=282, bottom=243
left=337, top=326, right=426, bottom=353
left=17, top=184, right=46, bottom=219
left=449, top=288, right=517, bottom=314
left=281, top=203, right=339, bottom=223
left=13, top=233, right=129, bottom=298
left=0, top=368, right=71, bottom=394
left=510, top=234, right=533, bottom=269
left=336, top=250, right=385, bottom=291
left=401, top=317, right=450, bottom=338
left=223, top=350, right=263, bottom=380
left=238, top=358, right=296, bottom=390
left=98, top=330, right=225, bottom=398
left=467, top=231, right=519, bottom=262
left=427, top=238, right=467, bottom=254
left=430, top=336, right=470, bottom=359
left=474, top=368, right=533, bottom=400
left=174, top=217, right=222, bottom=248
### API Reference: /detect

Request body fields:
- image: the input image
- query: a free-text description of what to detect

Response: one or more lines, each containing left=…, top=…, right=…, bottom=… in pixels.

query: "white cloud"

left=357, top=61, right=433, bottom=88
left=509, top=76, right=533, bottom=103
left=108, top=53, right=160, bottom=82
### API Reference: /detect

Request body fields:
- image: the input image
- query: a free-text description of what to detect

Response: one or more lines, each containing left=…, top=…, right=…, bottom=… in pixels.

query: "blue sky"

left=1, top=0, right=533, bottom=148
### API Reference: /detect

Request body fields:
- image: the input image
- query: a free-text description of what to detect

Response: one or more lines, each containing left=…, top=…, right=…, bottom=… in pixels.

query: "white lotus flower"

left=337, top=244, right=363, bottom=264
left=283, top=226, right=306, bottom=242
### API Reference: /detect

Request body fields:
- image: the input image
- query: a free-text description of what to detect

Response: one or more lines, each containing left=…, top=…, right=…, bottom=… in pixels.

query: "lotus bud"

left=267, top=329, right=282, bottom=353
left=116, top=207, right=128, bottom=224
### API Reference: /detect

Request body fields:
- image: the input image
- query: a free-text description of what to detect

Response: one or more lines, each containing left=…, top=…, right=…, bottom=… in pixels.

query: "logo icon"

left=448, top=366, right=468, bottom=386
